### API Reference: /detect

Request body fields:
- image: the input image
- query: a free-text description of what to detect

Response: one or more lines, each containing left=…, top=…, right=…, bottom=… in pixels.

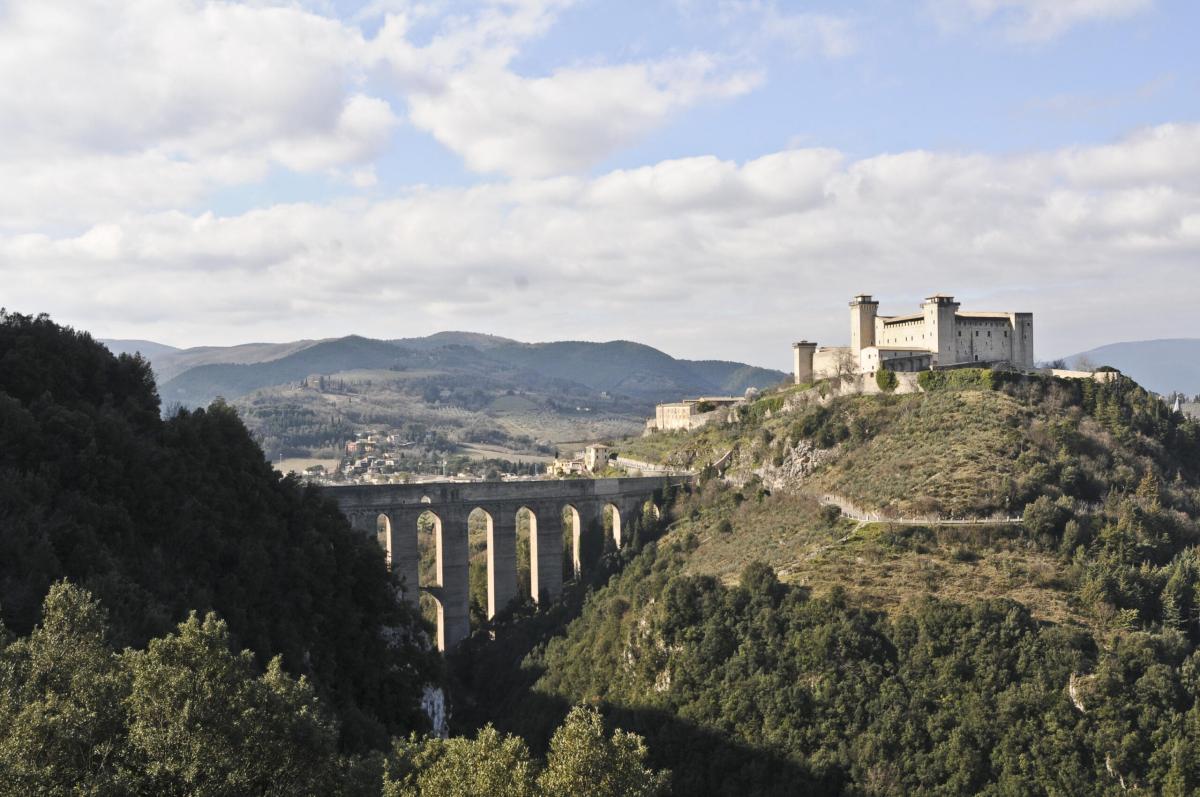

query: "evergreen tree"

left=538, top=707, right=669, bottom=797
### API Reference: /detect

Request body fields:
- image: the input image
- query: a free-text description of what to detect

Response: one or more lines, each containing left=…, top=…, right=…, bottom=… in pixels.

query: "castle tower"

left=849, top=295, right=878, bottom=357
left=922, top=294, right=960, bottom=365
left=793, top=341, right=817, bottom=385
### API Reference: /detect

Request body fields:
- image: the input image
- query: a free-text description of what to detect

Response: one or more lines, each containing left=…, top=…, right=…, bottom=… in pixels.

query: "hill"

left=1, top=312, right=441, bottom=750
left=99, top=338, right=181, bottom=360
left=109, top=333, right=786, bottom=462
left=148, top=334, right=788, bottom=409
left=483, top=340, right=785, bottom=398
left=453, top=369, right=1200, bottom=794
left=1067, top=338, right=1200, bottom=396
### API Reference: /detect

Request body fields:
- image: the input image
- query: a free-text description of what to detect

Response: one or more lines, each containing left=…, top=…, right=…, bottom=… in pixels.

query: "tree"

left=384, top=726, right=537, bottom=797
left=833, top=350, right=858, bottom=383
left=0, top=582, right=131, bottom=796
left=875, top=368, right=899, bottom=393
left=1, top=583, right=351, bottom=797
left=537, top=707, right=669, bottom=797
left=126, top=610, right=345, bottom=797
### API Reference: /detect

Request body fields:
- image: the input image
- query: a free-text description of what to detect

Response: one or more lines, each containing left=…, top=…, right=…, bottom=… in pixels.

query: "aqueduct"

left=320, top=477, right=678, bottom=650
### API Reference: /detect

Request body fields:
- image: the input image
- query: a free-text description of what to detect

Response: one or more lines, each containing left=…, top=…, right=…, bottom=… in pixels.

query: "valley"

left=103, top=333, right=787, bottom=471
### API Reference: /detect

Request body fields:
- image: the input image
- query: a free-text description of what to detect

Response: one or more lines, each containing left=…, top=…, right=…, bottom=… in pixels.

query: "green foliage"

left=0, top=311, right=440, bottom=749
left=917, top=367, right=996, bottom=391
left=382, top=708, right=666, bottom=797
left=538, top=706, right=669, bottom=797
left=0, top=582, right=130, bottom=795
left=126, top=612, right=342, bottom=796
left=875, top=368, right=898, bottom=393
left=385, top=726, right=538, bottom=797
left=529, top=543, right=1200, bottom=794
left=0, top=583, right=356, bottom=796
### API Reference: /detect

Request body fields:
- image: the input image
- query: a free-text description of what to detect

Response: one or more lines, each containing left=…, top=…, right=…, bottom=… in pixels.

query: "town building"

left=794, top=293, right=1034, bottom=382
left=645, top=396, right=745, bottom=433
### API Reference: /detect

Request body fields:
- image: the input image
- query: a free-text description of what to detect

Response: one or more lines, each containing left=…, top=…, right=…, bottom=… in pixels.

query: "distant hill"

left=158, top=336, right=424, bottom=407
left=1066, top=338, right=1200, bottom=396
left=484, top=340, right=786, bottom=399
left=141, top=333, right=788, bottom=408
left=100, top=338, right=181, bottom=360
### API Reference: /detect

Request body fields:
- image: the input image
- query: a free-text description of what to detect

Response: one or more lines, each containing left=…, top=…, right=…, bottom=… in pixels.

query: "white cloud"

left=931, top=0, right=1153, bottom=40
left=369, top=3, right=761, bottom=178
left=0, top=0, right=397, bottom=227
left=404, top=55, right=760, bottom=178
left=0, top=0, right=764, bottom=220
left=4, top=123, right=1197, bottom=364
left=760, top=11, right=857, bottom=58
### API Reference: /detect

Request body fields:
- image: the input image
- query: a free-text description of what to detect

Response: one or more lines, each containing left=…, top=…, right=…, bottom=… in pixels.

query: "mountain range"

left=103, top=328, right=787, bottom=408
left=1066, top=338, right=1200, bottom=396
left=101, top=332, right=789, bottom=409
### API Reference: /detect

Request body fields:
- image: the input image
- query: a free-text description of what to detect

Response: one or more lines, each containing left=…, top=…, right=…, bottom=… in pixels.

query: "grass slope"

left=455, top=371, right=1200, bottom=794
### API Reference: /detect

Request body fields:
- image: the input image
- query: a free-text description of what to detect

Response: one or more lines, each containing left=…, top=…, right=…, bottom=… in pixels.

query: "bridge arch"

left=604, top=503, right=624, bottom=549
left=562, top=504, right=582, bottom=579
left=417, top=508, right=444, bottom=587
left=321, top=476, right=683, bottom=651
left=375, top=513, right=393, bottom=568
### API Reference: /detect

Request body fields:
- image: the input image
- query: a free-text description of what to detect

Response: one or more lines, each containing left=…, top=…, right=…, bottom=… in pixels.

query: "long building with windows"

left=793, top=293, right=1034, bottom=383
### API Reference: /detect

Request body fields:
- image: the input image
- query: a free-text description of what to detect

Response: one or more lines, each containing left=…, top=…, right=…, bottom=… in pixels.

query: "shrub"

left=918, top=368, right=997, bottom=392
left=875, top=368, right=899, bottom=393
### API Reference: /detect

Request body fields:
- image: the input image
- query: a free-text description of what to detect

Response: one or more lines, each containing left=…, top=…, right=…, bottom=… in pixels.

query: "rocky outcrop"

left=753, top=440, right=837, bottom=493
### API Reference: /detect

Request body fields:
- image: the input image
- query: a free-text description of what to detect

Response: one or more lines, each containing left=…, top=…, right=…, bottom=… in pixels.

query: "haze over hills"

left=1066, top=338, right=1200, bottom=396
left=102, top=333, right=789, bottom=409
left=100, top=332, right=789, bottom=462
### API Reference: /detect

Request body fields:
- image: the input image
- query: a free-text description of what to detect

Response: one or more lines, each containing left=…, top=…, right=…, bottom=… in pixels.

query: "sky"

left=1, top=0, right=1198, bottom=371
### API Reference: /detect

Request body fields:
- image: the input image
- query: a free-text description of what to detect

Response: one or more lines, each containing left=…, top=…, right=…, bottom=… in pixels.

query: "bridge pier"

left=390, top=508, right=422, bottom=607
left=435, top=510, right=471, bottom=651
left=529, top=504, right=563, bottom=604
left=486, top=509, right=517, bottom=619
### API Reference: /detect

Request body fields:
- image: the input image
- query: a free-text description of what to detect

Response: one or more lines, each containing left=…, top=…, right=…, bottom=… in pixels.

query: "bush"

left=918, top=368, right=996, bottom=392
left=875, top=368, right=899, bottom=393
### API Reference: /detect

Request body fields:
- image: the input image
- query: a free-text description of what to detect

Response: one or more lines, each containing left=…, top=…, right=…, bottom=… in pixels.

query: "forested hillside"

left=455, top=369, right=1200, bottom=795
left=0, top=311, right=671, bottom=795
left=0, top=312, right=441, bottom=749
left=17, top=309, right=1200, bottom=794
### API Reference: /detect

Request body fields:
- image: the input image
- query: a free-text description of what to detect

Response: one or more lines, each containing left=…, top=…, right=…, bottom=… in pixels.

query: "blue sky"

left=1, top=0, right=1198, bottom=369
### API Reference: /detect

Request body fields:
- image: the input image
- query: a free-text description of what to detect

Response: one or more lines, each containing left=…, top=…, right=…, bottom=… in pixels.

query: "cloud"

left=4, top=123, right=1197, bottom=364
left=403, top=55, right=760, bottom=178
left=931, top=0, right=1153, bottom=40
left=369, top=3, right=761, bottom=178
left=0, top=0, right=764, bottom=220
left=0, top=0, right=397, bottom=227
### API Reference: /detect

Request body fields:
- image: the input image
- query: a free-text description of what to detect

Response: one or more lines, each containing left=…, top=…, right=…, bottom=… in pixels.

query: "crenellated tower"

left=921, top=293, right=960, bottom=365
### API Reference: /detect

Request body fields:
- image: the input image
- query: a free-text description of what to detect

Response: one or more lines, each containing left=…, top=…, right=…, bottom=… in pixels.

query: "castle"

left=794, top=293, right=1034, bottom=383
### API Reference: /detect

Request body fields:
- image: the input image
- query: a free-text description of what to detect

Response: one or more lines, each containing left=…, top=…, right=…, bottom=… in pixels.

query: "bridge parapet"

left=318, top=477, right=684, bottom=651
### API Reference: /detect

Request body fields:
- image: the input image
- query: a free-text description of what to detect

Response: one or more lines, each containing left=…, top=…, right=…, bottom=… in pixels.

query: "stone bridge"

left=319, top=477, right=680, bottom=650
